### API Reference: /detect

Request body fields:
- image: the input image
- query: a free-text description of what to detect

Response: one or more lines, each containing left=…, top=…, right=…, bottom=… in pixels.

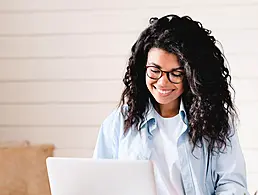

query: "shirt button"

left=148, top=135, right=152, bottom=140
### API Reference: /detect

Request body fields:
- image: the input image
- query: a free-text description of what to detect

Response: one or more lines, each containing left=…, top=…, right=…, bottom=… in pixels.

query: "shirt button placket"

left=178, top=141, right=195, bottom=195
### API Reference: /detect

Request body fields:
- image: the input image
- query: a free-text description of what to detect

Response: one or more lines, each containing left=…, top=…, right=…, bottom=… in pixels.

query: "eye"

left=171, top=71, right=183, bottom=77
left=150, top=67, right=160, bottom=73
left=151, top=69, right=160, bottom=73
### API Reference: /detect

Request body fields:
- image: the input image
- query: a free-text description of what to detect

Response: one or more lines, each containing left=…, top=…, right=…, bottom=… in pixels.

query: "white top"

left=151, top=109, right=185, bottom=195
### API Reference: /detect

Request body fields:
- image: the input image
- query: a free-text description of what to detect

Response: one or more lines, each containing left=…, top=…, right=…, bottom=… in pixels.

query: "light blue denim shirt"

left=93, top=101, right=249, bottom=195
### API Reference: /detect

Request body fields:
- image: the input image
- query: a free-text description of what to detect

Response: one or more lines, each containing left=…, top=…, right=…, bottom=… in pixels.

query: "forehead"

left=147, top=48, right=180, bottom=70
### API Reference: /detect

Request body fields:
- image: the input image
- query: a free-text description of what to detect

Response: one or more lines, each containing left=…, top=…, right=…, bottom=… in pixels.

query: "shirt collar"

left=139, top=98, right=188, bottom=134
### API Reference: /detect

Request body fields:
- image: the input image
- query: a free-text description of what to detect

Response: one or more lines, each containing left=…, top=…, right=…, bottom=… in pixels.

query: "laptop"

left=46, top=157, right=157, bottom=195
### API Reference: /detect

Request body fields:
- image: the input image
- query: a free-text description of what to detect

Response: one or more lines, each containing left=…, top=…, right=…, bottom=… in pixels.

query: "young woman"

left=93, top=14, right=249, bottom=195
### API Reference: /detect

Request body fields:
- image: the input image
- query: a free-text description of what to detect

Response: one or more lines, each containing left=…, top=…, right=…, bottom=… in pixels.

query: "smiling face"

left=146, top=48, right=184, bottom=109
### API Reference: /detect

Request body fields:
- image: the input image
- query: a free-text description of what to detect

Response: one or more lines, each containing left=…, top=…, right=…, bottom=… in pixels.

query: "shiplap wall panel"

left=0, top=103, right=117, bottom=126
left=0, top=55, right=256, bottom=81
left=0, top=34, right=138, bottom=57
left=0, top=0, right=257, bottom=11
left=0, top=81, right=123, bottom=103
left=0, top=126, right=256, bottom=150
left=238, top=130, right=258, bottom=149
left=0, top=78, right=255, bottom=103
left=0, top=102, right=254, bottom=137
left=233, top=79, right=258, bottom=102
left=0, top=127, right=99, bottom=149
left=243, top=150, right=258, bottom=174
left=0, top=58, right=126, bottom=80
left=0, top=6, right=258, bottom=36
left=0, top=30, right=257, bottom=58
left=0, top=0, right=257, bottom=192
left=227, top=55, right=258, bottom=78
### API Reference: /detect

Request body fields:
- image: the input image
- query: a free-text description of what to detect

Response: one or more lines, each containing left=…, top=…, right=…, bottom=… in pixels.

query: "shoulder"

left=100, top=104, right=129, bottom=137
left=102, top=105, right=127, bottom=126
left=93, top=105, right=127, bottom=159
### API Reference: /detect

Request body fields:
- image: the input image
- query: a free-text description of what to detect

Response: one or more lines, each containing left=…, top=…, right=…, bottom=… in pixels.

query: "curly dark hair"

left=119, top=14, right=238, bottom=154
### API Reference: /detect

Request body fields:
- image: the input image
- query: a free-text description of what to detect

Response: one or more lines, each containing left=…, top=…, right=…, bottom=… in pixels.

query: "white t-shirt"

left=151, top=109, right=185, bottom=195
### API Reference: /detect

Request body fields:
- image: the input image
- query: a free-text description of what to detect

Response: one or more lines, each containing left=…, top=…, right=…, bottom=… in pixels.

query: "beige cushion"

left=0, top=144, right=55, bottom=195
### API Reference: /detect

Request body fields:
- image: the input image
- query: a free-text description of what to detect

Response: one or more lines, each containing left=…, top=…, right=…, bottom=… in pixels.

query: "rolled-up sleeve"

left=215, top=131, right=249, bottom=195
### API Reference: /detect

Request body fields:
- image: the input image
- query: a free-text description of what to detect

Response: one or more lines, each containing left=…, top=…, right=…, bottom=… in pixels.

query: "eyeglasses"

left=146, top=65, right=185, bottom=84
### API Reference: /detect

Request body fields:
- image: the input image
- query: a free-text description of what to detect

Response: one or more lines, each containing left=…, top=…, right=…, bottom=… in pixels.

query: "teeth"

left=156, top=88, right=173, bottom=94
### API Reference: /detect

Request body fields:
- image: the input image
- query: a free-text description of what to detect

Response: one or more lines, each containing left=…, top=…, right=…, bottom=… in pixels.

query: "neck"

left=156, top=98, right=180, bottom=118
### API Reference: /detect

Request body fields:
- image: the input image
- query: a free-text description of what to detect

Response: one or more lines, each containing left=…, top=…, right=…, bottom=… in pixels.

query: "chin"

left=153, top=96, right=177, bottom=105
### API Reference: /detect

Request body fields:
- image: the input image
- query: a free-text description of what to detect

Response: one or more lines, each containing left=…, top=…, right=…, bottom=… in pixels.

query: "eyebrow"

left=147, top=62, right=184, bottom=71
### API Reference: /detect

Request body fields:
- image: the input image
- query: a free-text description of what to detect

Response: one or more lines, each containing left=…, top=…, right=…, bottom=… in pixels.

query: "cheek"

left=176, top=84, right=184, bottom=94
left=146, top=75, right=155, bottom=89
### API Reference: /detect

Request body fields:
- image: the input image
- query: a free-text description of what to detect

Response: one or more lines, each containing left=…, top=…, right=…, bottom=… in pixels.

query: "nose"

left=157, top=72, right=170, bottom=85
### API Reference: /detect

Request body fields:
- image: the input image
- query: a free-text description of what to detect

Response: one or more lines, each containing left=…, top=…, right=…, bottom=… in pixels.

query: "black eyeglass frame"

left=146, top=65, right=185, bottom=84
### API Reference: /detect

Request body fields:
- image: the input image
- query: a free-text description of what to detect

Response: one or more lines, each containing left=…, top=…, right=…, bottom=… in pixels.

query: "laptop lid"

left=46, top=157, right=157, bottom=195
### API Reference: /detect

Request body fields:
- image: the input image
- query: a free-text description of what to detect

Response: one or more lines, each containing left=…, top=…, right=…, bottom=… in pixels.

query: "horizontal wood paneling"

left=0, top=127, right=99, bottom=149
left=0, top=81, right=123, bottom=103
left=0, top=103, right=117, bottom=126
left=0, top=58, right=126, bottom=80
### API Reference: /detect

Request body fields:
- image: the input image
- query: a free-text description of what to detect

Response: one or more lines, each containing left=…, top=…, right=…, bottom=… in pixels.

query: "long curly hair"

left=119, top=14, right=238, bottom=154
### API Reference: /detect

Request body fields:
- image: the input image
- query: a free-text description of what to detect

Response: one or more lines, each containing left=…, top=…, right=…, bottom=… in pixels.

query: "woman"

left=93, top=14, right=249, bottom=195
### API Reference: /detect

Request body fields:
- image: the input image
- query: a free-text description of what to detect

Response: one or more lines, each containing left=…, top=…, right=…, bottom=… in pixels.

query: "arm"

left=92, top=109, right=121, bottom=159
left=215, top=131, right=249, bottom=195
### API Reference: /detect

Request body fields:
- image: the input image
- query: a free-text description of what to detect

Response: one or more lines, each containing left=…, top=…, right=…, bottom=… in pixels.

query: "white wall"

left=0, top=0, right=257, bottom=193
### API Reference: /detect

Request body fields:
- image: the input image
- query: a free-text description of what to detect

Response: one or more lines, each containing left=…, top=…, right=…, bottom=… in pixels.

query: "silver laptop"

left=46, top=157, right=157, bottom=195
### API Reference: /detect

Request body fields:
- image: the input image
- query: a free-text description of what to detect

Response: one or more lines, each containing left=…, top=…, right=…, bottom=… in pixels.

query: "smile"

left=155, top=88, right=175, bottom=96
